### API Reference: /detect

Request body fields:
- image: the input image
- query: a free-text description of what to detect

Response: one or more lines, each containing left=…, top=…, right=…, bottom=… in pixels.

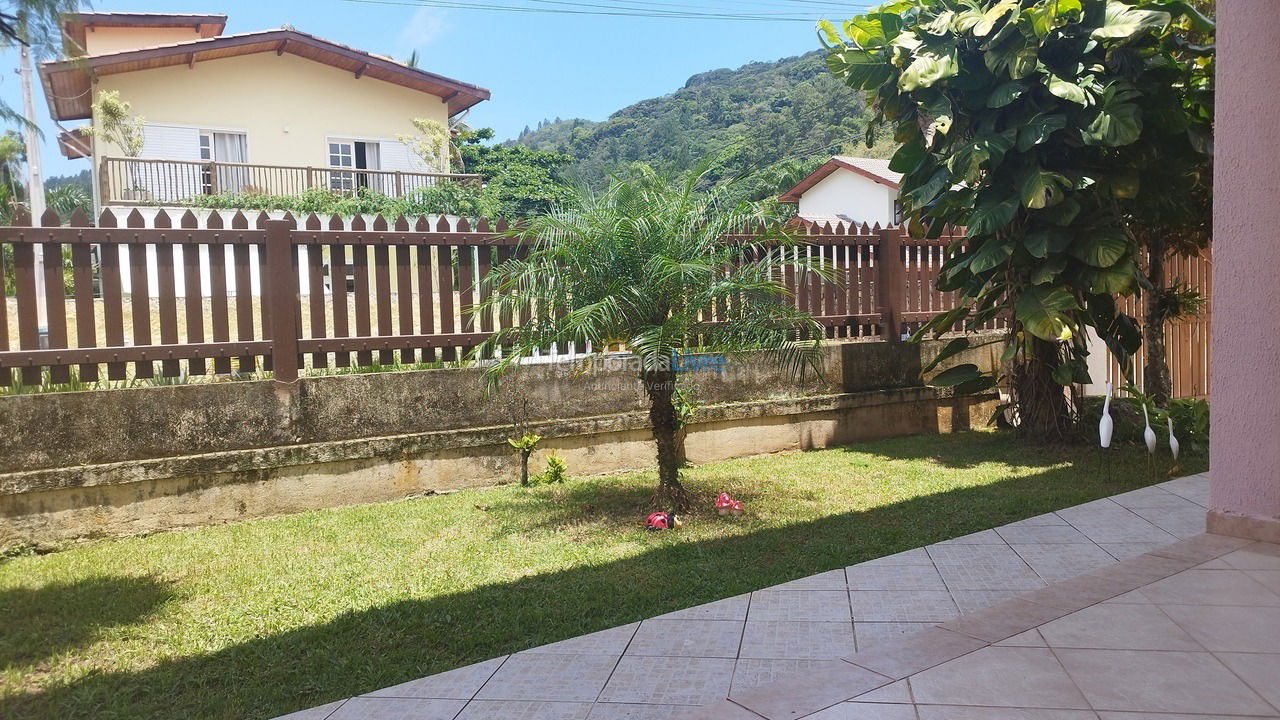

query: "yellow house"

left=41, top=12, right=490, bottom=208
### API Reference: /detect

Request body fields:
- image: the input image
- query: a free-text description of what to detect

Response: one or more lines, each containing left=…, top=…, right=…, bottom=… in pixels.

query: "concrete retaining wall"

left=0, top=338, right=1001, bottom=547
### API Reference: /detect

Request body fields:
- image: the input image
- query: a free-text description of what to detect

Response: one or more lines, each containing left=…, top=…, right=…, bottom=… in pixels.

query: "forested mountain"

left=508, top=51, right=894, bottom=200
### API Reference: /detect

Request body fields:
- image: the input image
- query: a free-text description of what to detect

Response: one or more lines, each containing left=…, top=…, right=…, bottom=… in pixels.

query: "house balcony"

left=98, top=156, right=481, bottom=207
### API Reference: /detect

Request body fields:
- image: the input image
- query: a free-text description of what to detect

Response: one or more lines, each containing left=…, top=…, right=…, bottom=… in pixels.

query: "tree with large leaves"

left=470, top=165, right=828, bottom=507
left=820, top=0, right=1213, bottom=441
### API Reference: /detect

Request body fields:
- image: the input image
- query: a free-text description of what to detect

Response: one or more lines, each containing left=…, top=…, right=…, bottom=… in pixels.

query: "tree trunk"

left=1143, top=237, right=1172, bottom=405
left=641, top=369, right=690, bottom=509
left=519, top=449, right=532, bottom=487
left=1011, top=335, right=1075, bottom=442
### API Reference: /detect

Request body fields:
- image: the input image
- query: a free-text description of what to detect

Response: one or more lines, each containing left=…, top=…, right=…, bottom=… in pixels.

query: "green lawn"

left=0, top=430, right=1204, bottom=720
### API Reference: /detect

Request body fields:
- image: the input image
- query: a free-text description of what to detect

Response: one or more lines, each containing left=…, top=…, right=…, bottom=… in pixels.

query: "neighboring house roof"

left=57, top=127, right=93, bottom=159
left=61, top=12, right=228, bottom=53
left=778, top=156, right=903, bottom=203
left=39, top=27, right=491, bottom=121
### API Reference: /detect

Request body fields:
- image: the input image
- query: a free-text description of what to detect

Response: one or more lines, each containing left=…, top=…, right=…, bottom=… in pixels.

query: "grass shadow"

left=0, top=575, right=173, bottom=670
left=0, top=437, right=1206, bottom=720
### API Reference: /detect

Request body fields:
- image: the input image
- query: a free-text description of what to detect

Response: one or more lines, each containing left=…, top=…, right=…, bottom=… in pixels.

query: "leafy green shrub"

left=507, top=432, right=543, bottom=487
left=535, top=452, right=568, bottom=484
left=174, top=183, right=500, bottom=219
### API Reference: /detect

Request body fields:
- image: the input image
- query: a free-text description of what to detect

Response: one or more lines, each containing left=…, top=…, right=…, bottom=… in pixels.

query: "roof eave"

left=39, top=28, right=490, bottom=121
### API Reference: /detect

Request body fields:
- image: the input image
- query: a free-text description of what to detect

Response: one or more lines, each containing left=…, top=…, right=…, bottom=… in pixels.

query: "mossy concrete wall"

left=0, top=337, right=1001, bottom=547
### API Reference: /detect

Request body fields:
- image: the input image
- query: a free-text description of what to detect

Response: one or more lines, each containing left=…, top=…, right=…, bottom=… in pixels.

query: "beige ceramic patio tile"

left=938, top=598, right=1069, bottom=643
left=996, top=525, right=1092, bottom=544
left=1147, top=534, right=1253, bottom=564
left=747, top=591, right=852, bottom=622
left=846, top=565, right=947, bottom=591
left=1192, top=557, right=1233, bottom=569
left=365, top=657, right=508, bottom=699
left=949, top=590, right=1025, bottom=613
left=1136, top=569, right=1280, bottom=606
left=687, top=699, right=764, bottom=719
left=859, top=548, right=935, bottom=566
left=1062, top=518, right=1177, bottom=545
left=1035, top=603, right=1201, bottom=651
left=524, top=624, right=640, bottom=656
left=1055, top=648, right=1275, bottom=715
left=1158, top=603, right=1280, bottom=653
left=739, top=621, right=857, bottom=660
left=915, top=708, right=1098, bottom=719
left=804, top=702, right=917, bottom=719
left=656, top=595, right=751, bottom=622
left=730, top=659, right=889, bottom=720
left=1002, top=512, right=1071, bottom=527
left=1110, top=487, right=1199, bottom=510
left=1100, top=589, right=1152, bottom=604
left=1126, top=506, right=1207, bottom=539
left=849, top=591, right=959, bottom=623
left=586, top=703, right=687, bottom=720
left=854, top=622, right=934, bottom=649
left=599, top=656, right=736, bottom=706
left=934, top=561, right=1047, bottom=592
left=850, top=679, right=911, bottom=704
left=933, top=529, right=1006, bottom=545
left=1215, top=652, right=1280, bottom=711
left=455, top=700, right=593, bottom=720
left=994, top=629, right=1046, bottom=647
left=475, top=653, right=619, bottom=702
left=730, top=659, right=839, bottom=693
left=327, top=697, right=468, bottom=720
left=762, top=570, right=848, bottom=592
left=1017, top=574, right=1131, bottom=612
left=271, top=699, right=347, bottom=720
left=1098, top=543, right=1171, bottom=561
left=1011, top=543, right=1118, bottom=581
left=1157, top=474, right=1210, bottom=507
left=846, top=627, right=987, bottom=680
left=1248, top=570, right=1280, bottom=595
left=1222, top=544, right=1280, bottom=571
left=927, top=544, right=1024, bottom=565
left=1083, top=554, right=1195, bottom=591
left=1100, top=707, right=1280, bottom=712
left=907, top=647, right=1089, bottom=709
left=625, top=619, right=744, bottom=658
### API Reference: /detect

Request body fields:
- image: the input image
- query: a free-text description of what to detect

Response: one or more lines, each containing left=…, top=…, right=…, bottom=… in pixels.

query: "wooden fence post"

left=877, top=227, right=906, bottom=342
left=265, top=219, right=299, bottom=384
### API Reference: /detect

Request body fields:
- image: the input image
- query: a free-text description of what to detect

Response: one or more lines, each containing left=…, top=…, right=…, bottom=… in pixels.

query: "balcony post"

left=394, top=171, right=403, bottom=198
left=208, top=161, right=219, bottom=195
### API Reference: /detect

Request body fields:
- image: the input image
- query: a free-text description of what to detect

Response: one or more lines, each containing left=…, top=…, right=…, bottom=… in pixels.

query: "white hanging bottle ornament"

left=1099, top=383, right=1114, bottom=449
left=1168, top=416, right=1180, bottom=461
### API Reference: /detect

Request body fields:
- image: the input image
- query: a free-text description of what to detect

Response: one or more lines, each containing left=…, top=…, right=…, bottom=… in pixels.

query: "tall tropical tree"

left=471, top=165, right=828, bottom=507
left=2, top=1, right=83, bottom=127
left=820, top=0, right=1214, bottom=440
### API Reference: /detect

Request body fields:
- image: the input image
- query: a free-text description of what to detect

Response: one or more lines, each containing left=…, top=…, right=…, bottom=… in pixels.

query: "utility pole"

left=17, top=12, right=48, bottom=345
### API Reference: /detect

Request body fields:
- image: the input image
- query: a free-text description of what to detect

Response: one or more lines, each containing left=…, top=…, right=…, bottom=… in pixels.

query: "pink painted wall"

left=1209, top=0, right=1280, bottom=522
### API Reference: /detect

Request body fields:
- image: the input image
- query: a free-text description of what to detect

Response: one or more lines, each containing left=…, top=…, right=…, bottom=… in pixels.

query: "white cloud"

left=397, top=7, right=447, bottom=51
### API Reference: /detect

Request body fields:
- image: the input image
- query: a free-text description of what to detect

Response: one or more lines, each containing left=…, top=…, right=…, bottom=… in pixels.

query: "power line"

left=343, top=0, right=874, bottom=22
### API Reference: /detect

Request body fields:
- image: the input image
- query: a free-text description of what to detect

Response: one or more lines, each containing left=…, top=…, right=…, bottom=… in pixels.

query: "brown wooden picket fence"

left=0, top=209, right=1208, bottom=394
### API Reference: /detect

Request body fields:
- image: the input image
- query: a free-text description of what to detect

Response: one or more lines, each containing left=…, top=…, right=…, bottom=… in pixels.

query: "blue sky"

left=0, top=0, right=874, bottom=179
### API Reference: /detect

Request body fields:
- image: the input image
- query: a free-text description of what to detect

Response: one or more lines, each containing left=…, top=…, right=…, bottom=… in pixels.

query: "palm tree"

left=471, top=165, right=830, bottom=508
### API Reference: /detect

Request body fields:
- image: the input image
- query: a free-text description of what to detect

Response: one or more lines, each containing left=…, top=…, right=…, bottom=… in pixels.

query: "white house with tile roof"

left=779, top=156, right=904, bottom=227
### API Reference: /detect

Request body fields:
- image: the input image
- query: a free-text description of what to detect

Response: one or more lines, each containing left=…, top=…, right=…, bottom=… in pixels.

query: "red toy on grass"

left=645, top=511, right=682, bottom=530
left=714, top=493, right=735, bottom=515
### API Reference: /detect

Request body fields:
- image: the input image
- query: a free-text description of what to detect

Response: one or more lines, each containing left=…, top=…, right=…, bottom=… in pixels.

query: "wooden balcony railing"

left=98, top=156, right=482, bottom=206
